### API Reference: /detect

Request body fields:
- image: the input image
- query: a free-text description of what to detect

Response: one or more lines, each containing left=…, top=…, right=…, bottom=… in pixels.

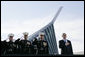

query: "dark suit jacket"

left=59, top=39, right=73, bottom=55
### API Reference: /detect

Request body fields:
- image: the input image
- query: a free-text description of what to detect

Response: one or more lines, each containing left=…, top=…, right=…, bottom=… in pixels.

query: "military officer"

left=6, top=33, right=16, bottom=54
left=32, top=38, right=38, bottom=54
left=1, top=40, right=7, bottom=55
left=14, top=38, right=21, bottom=54
left=37, top=32, right=49, bottom=55
left=20, top=32, right=32, bottom=54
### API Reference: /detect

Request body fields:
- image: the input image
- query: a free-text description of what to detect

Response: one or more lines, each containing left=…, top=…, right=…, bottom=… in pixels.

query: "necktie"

left=64, top=40, right=67, bottom=43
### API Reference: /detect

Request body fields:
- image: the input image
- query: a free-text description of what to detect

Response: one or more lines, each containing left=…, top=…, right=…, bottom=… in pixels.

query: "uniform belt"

left=8, top=49, right=13, bottom=51
left=40, top=47, right=44, bottom=50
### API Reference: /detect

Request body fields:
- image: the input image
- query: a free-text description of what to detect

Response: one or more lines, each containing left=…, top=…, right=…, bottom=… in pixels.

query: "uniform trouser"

left=38, top=50, right=45, bottom=54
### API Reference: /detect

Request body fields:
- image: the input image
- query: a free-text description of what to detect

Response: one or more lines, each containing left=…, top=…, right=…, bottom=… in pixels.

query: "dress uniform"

left=14, top=38, right=21, bottom=54
left=20, top=32, right=32, bottom=54
left=32, top=38, right=38, bottom=54
left=38, top=40, right=48, bottom=54
left=37, top=32, right=49, bottom=54
left=6, top=33, right=16, bottom=54
left=1, top=40, right=7, bottom=55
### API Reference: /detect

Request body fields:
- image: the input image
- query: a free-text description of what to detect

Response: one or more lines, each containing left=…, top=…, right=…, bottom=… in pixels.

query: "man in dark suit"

left=59, top=33, right=73, bottom=55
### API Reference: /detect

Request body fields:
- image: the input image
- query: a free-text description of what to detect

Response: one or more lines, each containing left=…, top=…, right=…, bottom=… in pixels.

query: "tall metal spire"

left=51, top=6, right=63, bottom=24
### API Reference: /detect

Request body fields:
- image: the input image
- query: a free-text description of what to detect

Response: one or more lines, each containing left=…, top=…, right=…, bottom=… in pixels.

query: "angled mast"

left=51, top=6, right=63, bottom=24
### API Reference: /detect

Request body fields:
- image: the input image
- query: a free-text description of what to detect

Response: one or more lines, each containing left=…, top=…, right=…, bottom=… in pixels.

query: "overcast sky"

left=1, top=1, right=84, bottom=54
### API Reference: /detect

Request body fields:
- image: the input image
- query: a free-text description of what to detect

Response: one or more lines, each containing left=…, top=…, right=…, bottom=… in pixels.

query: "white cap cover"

left=8, top=33, right=14, bottom=37
left=23, top=32, right=28, bottom=35
left=39, top=32, right=45, bottom=36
